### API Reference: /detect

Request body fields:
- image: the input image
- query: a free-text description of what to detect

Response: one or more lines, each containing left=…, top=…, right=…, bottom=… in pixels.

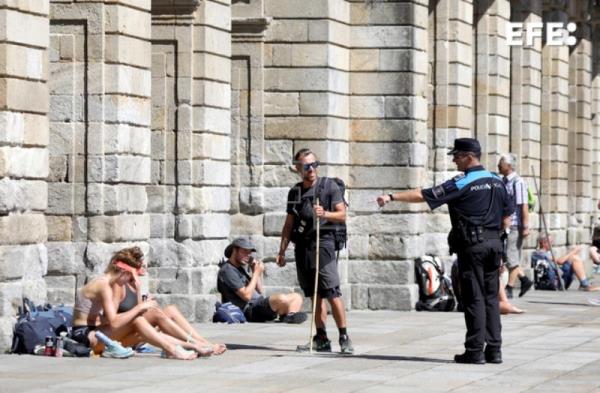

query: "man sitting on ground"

left=532, top=236, right=599, bottom=291
left=217, top=237, right=307, bottom=324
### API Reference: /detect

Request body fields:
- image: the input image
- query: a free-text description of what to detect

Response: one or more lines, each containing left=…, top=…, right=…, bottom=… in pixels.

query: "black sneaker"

left=519, top=277, right=533, bottom=297
left=281, top=312, right=307, bottom=324
left=339, top=335, right=354, bottom=355
left=296, top=335, right=332, bottom=352
left=505, top=285, right=514, bottom=299
left=454, top=351, right=485, bottom=364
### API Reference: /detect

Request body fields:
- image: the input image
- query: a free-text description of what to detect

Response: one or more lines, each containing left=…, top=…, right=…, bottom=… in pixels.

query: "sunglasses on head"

left=302, top=161, right=320, bottom=171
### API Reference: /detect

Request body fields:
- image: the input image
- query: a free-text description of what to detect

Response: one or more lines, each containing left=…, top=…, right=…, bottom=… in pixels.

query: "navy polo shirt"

left=421, top=166, right=514, bottom=230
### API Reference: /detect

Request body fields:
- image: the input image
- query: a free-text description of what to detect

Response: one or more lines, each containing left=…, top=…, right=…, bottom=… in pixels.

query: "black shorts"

left=244, top=297, right=278, bottom=322
left=294, top=237, right=342, bottom=299
left=71, top=325, right=95, bottom=347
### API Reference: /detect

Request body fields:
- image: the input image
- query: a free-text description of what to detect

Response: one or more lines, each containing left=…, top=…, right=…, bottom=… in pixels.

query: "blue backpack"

left=212, top=302, right=246, bottom=324
left=11, top=298, right=73, bottom=354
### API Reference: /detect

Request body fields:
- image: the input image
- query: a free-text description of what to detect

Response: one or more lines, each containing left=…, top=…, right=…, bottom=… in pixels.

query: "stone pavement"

left=1, top=289, right=600, bottom=393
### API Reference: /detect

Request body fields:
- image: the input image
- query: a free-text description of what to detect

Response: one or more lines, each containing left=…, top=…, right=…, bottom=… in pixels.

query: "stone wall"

left=1, top=0, right=600, bottom=351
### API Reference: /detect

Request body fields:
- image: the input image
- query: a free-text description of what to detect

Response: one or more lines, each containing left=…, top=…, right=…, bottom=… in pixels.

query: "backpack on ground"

left=531, top=253, right=560, bottom=290
left=212, top=302, right=247, bottom=324
left=11, top=298, right=73, bottom=355
left=414, top=255, right=456, bottom=312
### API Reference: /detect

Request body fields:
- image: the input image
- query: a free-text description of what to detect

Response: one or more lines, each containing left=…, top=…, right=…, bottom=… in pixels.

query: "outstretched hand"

left=376, top=194, right=391, bottom=207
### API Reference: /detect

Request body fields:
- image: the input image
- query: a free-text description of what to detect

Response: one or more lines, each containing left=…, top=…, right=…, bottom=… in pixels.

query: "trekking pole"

left=309, top=198, right=321, bottom=354
left=531, top=165, right=565, bottom=290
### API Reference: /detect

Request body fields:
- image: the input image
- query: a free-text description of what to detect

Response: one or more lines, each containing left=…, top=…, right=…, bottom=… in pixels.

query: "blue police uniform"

left=422, top=165, right=513, bottom=357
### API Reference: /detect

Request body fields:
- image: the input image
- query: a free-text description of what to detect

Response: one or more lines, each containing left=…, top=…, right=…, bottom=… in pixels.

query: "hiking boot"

left=454, top=351, right=485, bottom=365
left=519, top=277, right=533, bottom=297
left=505, top=285, right=514, bottom=299
left=339, top=335, right=354, bottom=355
left=281, top=312, right=308, bottom=324
left=296, top=335, right=332, bottom=352
left=484, top=349, right=503, bottom=364
left=102, top=341, right=135, bottom=359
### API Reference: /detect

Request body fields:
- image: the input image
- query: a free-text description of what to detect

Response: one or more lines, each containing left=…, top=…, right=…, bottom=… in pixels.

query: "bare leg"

left=268, top=293, right=303, bottom=315
left=104, top=316, right=196, bottom=360
left=314, top=297, right=327, bottom=329
left=498, top=276, right=524, bottom=314
left=570, top=255, right=587, bottom=282
left=328, top=297, right=347, bottom=330
left=507, top=266, right=523, bottom=287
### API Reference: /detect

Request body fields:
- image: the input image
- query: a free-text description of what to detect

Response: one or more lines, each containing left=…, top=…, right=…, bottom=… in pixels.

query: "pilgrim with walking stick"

left=276, top=148, right=354, bottom=354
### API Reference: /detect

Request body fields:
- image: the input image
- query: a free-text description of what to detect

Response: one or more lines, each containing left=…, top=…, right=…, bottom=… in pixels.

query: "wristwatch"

left=388, top=193, right=394, bottom=201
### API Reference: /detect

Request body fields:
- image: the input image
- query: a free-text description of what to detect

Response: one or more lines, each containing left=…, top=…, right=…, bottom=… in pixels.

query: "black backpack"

left=11, top=298, right=73, bottom=355
left=414, top=255, right=456, bottom=312
left=290, top=177, right=348, bottom=251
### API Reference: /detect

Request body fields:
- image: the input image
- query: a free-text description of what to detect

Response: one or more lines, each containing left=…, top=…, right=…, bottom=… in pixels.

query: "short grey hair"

left=499, top=153, right=518, bottom=171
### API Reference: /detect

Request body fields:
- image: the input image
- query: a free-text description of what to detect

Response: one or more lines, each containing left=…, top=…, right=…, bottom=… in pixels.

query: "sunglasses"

left=302, top=161, right=320, bottom=171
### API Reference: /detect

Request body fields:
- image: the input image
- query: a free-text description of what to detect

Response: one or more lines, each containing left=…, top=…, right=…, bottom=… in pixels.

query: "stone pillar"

left=0, top=0, right=50, bottom=349
left=510, top=0, right=543, bottom=257
left=262, top=0, right=351, bottom=301
left=79, top=1, right=153, bottom=274
left=473, top=0, right=511, bottom=167
left=567, top=15, right=593, bottom=244
left=541, top=1, right=570, bottom=247
left=592, top=15, right=600, bottom=217
left=347, top=0, right=428, bottom=310
left=146, top=0, right=231, bottom=321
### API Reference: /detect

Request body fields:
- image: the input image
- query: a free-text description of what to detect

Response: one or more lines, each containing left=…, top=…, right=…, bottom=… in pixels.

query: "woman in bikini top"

left=113, top=272, right=226, bottom=356
left=71, top=247, right=196, bottom=360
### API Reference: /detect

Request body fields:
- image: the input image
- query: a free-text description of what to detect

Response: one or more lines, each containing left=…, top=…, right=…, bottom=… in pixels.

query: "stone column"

left=592, top=15, right=600, bottom=216
left=473, top=0, right=511, bottom=167
left=432, top=0, right=473, bottom=177
left=0, top=0, right=50, bottom=350
left=262, top=0, right=351, bottom=301
left=347, top=0, right=428, bottom=310
left=567, top=12, right=593, bottom=245
left=79, top=1, right=153, bottom=274
left=510, top=0, right=543, bottom=257
left=541, top=1, right=570, bottom=247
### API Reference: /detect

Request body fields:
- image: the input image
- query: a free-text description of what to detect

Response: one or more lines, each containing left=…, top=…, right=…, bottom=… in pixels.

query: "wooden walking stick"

left=531, top=165, right=564, bottom=290
left=309, top=198, right=321, bottom=354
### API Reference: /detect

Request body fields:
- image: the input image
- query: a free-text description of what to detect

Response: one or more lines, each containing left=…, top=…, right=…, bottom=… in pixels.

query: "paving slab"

left=1, top=289, right=600, bottom=392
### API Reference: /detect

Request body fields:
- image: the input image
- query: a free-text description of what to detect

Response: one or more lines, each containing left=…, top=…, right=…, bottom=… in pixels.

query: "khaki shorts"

left=504, top=227, right=523, bottom=269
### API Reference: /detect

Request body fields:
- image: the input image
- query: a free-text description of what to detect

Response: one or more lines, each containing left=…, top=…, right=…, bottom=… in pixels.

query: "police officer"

left=377, top=138, right=513, bottom=364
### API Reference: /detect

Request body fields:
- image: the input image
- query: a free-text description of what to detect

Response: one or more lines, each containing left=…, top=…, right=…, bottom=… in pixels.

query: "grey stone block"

left=230, top=213, right=263, bottom=237
left=45, top=275, right=76, bottom=305
left=191, top=265, right=219, bottom=294
left=195, top=294, right=220, bottom=322
left=263, top=262, right=298, bottom=287
left=263, top=212, right=287, bottom=236
left=367, top=284, right=417, bottom=311
left=349, top=260, right=413, bottom=285
left=151, top=267, right=190, bottom=295
left=369, top=235, right=425, bottom=260
left=0, top=281, right=22, bottom=317
left=239, top=187, right=289, bottom=214
left=47, top=242, right=85, bottom=275
left=264, top=140, right=293, bottom=164
left=154, top=295, right=194, bottom=320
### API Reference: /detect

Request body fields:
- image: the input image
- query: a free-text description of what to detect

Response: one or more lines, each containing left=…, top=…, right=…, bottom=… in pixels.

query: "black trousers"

left=457, top=238, right=502, bottom=353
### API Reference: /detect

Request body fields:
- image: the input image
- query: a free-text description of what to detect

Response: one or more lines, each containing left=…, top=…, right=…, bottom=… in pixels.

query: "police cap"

left=447, top=138, right=481, bottom=156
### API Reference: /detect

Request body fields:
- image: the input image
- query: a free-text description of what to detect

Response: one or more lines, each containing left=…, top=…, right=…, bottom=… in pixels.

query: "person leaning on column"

left=376, top=138, right=513, bottom=365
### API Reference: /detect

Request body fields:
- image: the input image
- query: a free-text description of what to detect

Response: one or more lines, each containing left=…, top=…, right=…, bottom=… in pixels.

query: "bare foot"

left=165, top=345, right=197, bottom=360
left=194, top=344, right=214, bottom=357
left=212, top=343, right=227, bottom=355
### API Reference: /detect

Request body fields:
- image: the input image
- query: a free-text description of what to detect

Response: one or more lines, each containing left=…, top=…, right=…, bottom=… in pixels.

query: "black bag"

left=414, top=255, right=456, bottom=312
left=290, top=177, right=348, bottom=251
left=531, top=253, right=560, bottom=290
left=11, top=298, right=73, bottom=355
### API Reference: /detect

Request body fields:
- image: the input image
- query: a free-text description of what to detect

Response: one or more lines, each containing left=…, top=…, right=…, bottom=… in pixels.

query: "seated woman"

left=114, top=256, right=226, bottom=355
left=71, top=247, right=197, bottom=360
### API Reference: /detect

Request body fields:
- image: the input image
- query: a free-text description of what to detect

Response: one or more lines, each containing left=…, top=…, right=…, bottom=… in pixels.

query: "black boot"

left=505, top=285, right=514, bottom=299
left=454, top=351, right=485, bottom=364
left=519, top=276, right=533, bottom=297
left=484, top=348, right=502, bottom=364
